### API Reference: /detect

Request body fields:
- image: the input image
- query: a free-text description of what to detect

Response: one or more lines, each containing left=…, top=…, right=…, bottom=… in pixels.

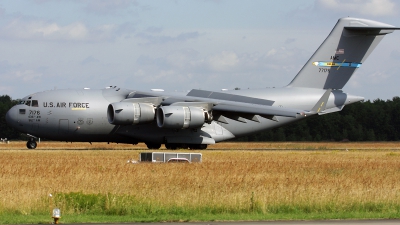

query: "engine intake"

left=107, top=102, right=155, bottom=125
left=156, top=106, right=209, bottom=129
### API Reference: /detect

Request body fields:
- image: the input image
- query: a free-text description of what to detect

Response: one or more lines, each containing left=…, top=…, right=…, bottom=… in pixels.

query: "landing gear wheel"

left=189, top=144, right=208, bottom=150
left=26, top=140, right=37, bottom=149
left=199, top=144, right=207, bottom=150
left=145, top=142, right=161, bottom=149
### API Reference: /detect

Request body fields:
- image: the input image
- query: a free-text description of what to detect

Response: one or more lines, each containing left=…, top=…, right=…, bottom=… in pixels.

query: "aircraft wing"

left=161, top=96, right=306, bottom=118
left=124, top=88, right=332, bottom=121
left=211, top=102, right=305, bottom=118
left=133, top=88, right=331, bottom=119
left=192, top=89, right=330, bottom=117
left=157, top=92, right=308, bottom=118
left=210, top=89, right=332, bottom=118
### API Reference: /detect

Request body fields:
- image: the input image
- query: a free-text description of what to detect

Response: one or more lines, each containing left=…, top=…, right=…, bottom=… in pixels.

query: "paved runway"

left=66, top=220, right=400, bottom=225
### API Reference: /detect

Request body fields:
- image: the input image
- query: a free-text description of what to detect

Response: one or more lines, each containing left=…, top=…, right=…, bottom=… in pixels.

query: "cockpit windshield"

left=32, top=100, right=38, bottom=107
left=18, top=100, right=38, bottom=107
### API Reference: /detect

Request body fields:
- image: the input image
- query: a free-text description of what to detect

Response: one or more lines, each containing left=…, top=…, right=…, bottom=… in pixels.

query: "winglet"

left=310, top=89, right=332, bottom=114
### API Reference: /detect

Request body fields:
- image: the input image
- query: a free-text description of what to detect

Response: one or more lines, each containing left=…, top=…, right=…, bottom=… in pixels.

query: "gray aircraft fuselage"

left=5, top=86, right=362, bottom=145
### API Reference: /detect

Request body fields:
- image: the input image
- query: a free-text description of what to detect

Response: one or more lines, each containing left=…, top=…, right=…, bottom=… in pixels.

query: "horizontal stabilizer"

left=345, top=26, right=400, bottom=34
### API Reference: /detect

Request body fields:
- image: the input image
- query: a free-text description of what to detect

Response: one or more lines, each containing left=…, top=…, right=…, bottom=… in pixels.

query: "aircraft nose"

left=6, top=107, right=18, bottom=127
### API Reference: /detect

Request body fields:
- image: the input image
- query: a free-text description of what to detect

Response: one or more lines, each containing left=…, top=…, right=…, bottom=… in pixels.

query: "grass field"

left=0, top=141, right=400, bottom=224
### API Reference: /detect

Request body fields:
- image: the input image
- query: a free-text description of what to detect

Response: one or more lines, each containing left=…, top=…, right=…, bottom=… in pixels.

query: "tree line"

left=0, top=95, right=21, bottom=140
left=1, top=94, right=400, bottom=141
left=237, top=97, right=400, bottom=142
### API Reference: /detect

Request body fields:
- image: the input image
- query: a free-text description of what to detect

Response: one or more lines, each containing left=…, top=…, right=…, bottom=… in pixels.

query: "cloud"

left=285, top=38, right=296, bottom=44
left=316, top=0, right=397, bottom=16
left=201, top=0, right=222, bottom=3
left=81, top=56, right=100, bottom=65
left=135, top=31, right=200, bottom=45
left=266, top=49, right=277, bottom=56
left=0, top=86, right=13, bottom=93
left=0, top=60, right=45, bottom=84
left=137, top=49, right=201, bottom=77
left=144, top=26, right=163, bottom=34
left=367, top=71, right=390, bottom=83
left=33, top=0, right=54, bottom=4
left=207, top=51, right=239, bottom=71
left=1, top=19, right=88, bottom=41
left=83, top=0, right=137, bottom=15
left=0, top=60, right=19, bottom=74
left=15, top=70, right=43, bottom=82
left=131, top=45, right=310, bottom=90
left=0, top=18, right=134, bottom=42
left=0, top=7, right=5, bottom=17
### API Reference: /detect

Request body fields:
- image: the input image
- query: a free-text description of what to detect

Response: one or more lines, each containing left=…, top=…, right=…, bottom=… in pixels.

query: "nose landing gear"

left=27, top=139, right=37, bottom=149
left=26, top=136, right=38, bottom=149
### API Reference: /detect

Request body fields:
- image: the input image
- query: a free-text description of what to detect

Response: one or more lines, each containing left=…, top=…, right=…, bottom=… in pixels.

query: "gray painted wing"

left=212, top=103, right=304, bottom=118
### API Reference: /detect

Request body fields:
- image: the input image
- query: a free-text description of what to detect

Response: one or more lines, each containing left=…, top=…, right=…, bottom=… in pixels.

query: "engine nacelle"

left=156, top=106, right=209, bottom=129
left=107, top=102, right=155, bottom=125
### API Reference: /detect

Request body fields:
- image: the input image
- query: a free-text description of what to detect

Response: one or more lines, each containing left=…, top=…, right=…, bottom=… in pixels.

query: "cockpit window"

left=32, top=100, right=38, bottom=107
left=25, top=100, right=31, bottom=106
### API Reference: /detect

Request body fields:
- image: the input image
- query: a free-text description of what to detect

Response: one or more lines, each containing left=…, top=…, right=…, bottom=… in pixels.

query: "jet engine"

left=107, top=102, right=155, bottom=125
left=156, top=106, right=210, bottom=129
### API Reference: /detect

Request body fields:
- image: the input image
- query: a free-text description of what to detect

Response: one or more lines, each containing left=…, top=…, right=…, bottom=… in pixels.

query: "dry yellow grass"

left=0, top=141, right=400, bottom=215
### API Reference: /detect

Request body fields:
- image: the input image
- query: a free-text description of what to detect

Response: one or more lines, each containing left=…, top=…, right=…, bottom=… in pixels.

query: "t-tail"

left=288, top=17, right=400, bottom=89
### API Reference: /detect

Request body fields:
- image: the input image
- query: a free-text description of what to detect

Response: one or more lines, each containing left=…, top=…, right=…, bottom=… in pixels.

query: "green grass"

left=2, top=211, right=400, bottom=224
left=1, top=192, right=399, bottom=224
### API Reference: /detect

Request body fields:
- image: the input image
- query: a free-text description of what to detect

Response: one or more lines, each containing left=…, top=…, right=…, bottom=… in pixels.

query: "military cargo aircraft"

left=5, top=17, right=399, bottom=149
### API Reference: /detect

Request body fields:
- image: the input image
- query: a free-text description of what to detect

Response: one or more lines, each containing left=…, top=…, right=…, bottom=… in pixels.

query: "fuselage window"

left=32, top=100, right=38, bottom=107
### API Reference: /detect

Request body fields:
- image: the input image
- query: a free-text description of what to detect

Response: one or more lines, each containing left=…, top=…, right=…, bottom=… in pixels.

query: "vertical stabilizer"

left=288, top=18, right=399, bottom=89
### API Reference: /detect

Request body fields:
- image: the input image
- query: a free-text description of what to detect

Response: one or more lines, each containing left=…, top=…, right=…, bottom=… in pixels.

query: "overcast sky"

left=0, top=0, right=399, bottom=100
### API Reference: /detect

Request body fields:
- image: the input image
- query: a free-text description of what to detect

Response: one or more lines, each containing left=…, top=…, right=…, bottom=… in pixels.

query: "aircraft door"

left=18, top=108, right=26, bottom=123
left=58, top=119, right=69, bottom=134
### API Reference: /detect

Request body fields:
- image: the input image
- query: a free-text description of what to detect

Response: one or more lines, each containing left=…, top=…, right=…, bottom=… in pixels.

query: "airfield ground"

left=0, top=142, right=400, bottom=224
left=2, top=141, right=400, bottom=150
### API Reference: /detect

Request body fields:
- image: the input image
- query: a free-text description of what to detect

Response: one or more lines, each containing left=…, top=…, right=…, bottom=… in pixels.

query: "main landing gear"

left=165, top=143, right=207, bottom=150
left=145, top=142, right=208, bottom=150
left=26, top=138, right=37, bottom=149
left=145, top=142, right=162, bottom=149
